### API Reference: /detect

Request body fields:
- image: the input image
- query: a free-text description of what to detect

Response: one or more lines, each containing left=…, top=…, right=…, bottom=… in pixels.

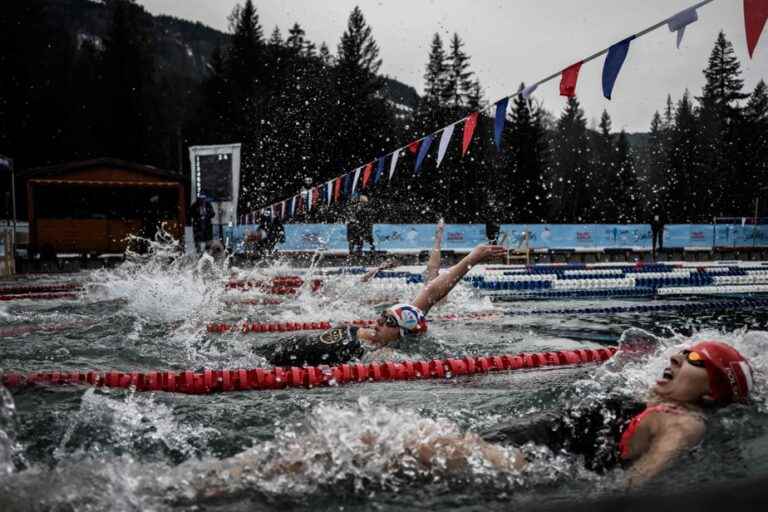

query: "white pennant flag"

left=352, top=166, right=362, bottom=193
left=521, top=83, right=538, bottom=99
left=326, top=180, right=333, bottom=203
left=389, top=150, right=400, bottom=180
left=291, top=196, right=298, bottom=216
left=667, top=7, right=698, bottom=49
left=437, top=124, right=456, bottom=168
left=306, top=189, right=312, bottom=211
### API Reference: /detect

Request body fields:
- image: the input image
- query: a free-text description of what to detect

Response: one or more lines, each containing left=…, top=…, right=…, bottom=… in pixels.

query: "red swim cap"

left=690, top=341, right=754, bottom=404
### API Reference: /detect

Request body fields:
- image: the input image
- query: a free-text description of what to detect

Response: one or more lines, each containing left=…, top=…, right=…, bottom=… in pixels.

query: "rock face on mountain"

left=42, top=0, right=419, bottom=109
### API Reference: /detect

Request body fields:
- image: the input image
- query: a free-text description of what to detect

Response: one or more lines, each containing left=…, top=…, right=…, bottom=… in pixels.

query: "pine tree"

left=268, top=26, right=283, bottom=47
left=614, top=130, right=639, bottom=222
left=100, top=0, right=162, bottom=163
left=422, top=33, right=447, bottom=106
left=668, top=90, right=701, bottom=221
left=286, top=22, right=305, bottom=54
left=444, top=33, right=474, bottom=110
left=646, top=111, right=669, bottom=214
left=508, top=91, right=548, bottom=222
left=332, top=6, right=390, bottom=173
left=549, top=97, right=591, bottom=222
left=697, top=31, right=748, bottom=216
left=743, top=80, right=768, bottom=208
left=592, top=110, right=616, bottom=222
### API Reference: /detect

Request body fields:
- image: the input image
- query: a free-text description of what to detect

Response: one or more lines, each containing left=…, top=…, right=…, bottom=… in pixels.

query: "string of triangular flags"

left=243, top=0, right=767, bottom=224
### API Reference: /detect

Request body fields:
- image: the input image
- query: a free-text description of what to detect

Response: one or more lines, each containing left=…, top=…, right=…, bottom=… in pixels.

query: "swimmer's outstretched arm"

left=424, top=219, right=445, bottom=284
left=360, top=257, right=399, bottom=283
left=413, top=244, right=506, bottom=315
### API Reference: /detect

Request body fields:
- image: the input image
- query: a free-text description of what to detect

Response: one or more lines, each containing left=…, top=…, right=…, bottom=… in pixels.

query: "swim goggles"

left=682, top=349, right=706, bottom=368
left=377, top=312, right=399, bottom=328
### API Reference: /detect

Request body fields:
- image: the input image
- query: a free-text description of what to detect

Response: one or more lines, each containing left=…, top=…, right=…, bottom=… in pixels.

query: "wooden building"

left=21, top=158, right=185, bottom=255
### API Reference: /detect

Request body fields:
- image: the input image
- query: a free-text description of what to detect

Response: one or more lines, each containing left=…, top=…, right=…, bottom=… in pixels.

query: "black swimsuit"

left=254, top=326, right=366, bottom=367
left=481, top=396, right=647, bottom=473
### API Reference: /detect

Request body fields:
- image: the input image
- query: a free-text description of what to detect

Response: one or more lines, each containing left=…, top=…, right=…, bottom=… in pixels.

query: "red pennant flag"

left=462, top=112, right=479, bottom=156
left=745, top=0, right=768, bottom=58
left=362, top=162, right=374, bottom=188
left=297, top=193, right=304, bottom=214
left=560, top=61, right=583, bottom=97
left=312, top=187, right=319, bottom=207
left=333, top=178, right=341, bottom=202
left=407, top=140, right=420, bottom=154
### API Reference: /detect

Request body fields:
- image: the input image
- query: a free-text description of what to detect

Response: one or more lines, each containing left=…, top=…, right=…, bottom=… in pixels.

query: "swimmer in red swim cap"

left=417, top=340, right=754, bottom=489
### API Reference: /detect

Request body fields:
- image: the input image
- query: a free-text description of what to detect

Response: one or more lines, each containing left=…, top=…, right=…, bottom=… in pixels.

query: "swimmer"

left=191, top=340, right=754, bottom=498
left=253, top=242, right=507, bottom=366
left=450, top=340, right=753, bottom=488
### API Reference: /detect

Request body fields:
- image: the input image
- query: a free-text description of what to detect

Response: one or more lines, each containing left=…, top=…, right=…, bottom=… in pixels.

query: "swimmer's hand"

left=468, top=244, right=507, bottom=263
left=380, top=257, right=399, bottom=271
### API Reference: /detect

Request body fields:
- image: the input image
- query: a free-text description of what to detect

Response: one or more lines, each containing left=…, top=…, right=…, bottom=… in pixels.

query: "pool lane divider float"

left=0, top=347, right=617, bottom=394
left=0, top=283, right=82, bottom=302
left=207, top=298, right=768, bottom=334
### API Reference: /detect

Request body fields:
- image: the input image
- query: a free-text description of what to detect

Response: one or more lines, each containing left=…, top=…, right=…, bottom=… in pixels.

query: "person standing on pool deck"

left=253, top=242, right=506, bottom=366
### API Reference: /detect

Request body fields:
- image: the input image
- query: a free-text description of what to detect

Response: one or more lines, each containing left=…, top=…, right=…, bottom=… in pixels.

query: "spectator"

left=347, top=195, right=375, bottom=256
left=650, top=210, right=666, bottom=261
left=485, top=200, right=502, bottom=245
left=190, top=194, right=215, bottom=254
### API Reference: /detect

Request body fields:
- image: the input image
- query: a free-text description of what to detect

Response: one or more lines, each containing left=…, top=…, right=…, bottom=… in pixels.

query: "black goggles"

left=378, top=312, right=399, bottom=328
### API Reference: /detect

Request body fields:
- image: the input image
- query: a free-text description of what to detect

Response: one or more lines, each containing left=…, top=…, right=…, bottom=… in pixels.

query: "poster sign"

left=188, top=143, right=241, bottom=226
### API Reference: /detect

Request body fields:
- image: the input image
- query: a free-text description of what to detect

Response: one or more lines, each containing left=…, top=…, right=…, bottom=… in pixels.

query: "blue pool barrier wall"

left=223, top=223, right=768, bottom=254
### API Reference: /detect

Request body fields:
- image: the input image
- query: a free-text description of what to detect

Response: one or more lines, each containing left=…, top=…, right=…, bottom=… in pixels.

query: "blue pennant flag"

left=414, top=134, right=434, bottom=174
left=374, top=157, right=385, bottom=184
left=602, top=36, right=634, bottom=100
left=343, top=173, right=353, bottom=199
left=494, top=97, right=509, bottom=150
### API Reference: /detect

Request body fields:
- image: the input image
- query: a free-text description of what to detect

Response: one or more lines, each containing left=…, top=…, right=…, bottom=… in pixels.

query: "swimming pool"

left=1, top=254, right=767, bottom=510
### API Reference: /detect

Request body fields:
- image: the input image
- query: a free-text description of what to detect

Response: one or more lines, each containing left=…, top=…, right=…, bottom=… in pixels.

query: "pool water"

left=1, top=252, right=767, bottom=511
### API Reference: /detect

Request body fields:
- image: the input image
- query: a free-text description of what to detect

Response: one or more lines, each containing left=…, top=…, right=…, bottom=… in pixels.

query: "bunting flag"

left=374, top=157, right=385, bottom=184
left=255, top=0, right=730, bottom=220
left=462, top=112, right=479, bottom=156
left=389, top=149, right=400, bottom=180
left=602, top=36, right=634, bottom=100
left=560, top=61, right=583, bottom=97
left=311, top=187, right=319, bottom=210
left=668, top=6, right=698, bottom=48
left=288, top=196, right=296, bottom=218
left=437, top=124, right=455, bottom=167
left=494, top=97, right=510, bottom=149
left=745, top=0, right=768, bottom=58
left=415, top=134, right=434, bottom=173
left=521, top=83, right=538, bottom=99
left=346, top=173, right=355, bottom=198
left=362, top=162, right=373, bottom=188
left=352, top=167, right=362, bottom=193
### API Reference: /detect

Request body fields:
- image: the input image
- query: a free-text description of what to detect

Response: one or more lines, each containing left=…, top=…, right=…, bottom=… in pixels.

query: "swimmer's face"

left=653, top=349, right=712, bottom=403
left=374, top=313, right=401, bottom=344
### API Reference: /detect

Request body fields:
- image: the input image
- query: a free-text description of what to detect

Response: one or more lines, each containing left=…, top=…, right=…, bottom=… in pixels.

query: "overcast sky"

left=140, top=0, right=766, bottom=132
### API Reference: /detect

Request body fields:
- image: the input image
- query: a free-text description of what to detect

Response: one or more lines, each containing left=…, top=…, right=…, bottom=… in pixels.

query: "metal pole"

left=754, top=197, right=759, bottom=248
left=10, top=157, right=16, bottom=253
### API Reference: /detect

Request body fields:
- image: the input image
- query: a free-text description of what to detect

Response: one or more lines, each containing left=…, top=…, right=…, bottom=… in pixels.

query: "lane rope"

left=0, top=347, right=617, bottom=394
